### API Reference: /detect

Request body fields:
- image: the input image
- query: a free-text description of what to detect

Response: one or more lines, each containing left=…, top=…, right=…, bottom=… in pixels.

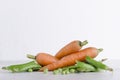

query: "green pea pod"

left=2, top=61, right=41, bottom=72
left=85, top=56, right=113, bottom=71
left=60, top=61, right=96, bottom=74
left=75, top=61, right=96, bottom=72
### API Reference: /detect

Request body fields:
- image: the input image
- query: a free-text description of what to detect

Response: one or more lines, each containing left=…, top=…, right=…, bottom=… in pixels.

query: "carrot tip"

left=80, top=40, right=88, bottom=47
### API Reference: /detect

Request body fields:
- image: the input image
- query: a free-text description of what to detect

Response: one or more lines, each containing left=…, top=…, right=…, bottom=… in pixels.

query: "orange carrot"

left=27, top=53, right=59, bottom=66
left=40, top=47, right=103, bottom=71
left=55, top=40, right=88, bottom=59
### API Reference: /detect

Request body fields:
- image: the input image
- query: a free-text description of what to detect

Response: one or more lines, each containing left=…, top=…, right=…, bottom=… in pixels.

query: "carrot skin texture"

left=40, top=47, right=102, bottom=71
left=55, top=40, right=88, bottom=59
left=36, top=53, right=59, bottom=66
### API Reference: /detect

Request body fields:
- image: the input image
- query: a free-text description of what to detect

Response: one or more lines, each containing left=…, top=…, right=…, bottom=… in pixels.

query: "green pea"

left=62, top=69, right=70, bottom=74
left=69, top=69, right=76, bottom=73
left=43, top=68, right=48, bottom=74
left=62, top=70, right=66, bottom=75
left=53, top=70, right=60, bottom=75
left=28, top=68, right=33, bottom=72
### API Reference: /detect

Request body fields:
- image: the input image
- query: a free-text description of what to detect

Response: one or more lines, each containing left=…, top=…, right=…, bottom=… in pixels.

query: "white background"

left=0, top=0, right=120, bottom=61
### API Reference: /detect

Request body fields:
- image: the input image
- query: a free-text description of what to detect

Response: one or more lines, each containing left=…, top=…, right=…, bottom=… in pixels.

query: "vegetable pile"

left=2, top=40, right=113, bottom=74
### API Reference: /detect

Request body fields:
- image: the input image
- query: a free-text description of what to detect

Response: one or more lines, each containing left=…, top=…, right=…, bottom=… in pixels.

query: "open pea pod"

left=2, top=61, right=41, bottom=72
left=75, top=61, right=97, bottom=72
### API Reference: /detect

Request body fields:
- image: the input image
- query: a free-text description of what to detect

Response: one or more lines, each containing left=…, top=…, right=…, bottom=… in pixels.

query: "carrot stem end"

left=97, top=48, right=103, bottom=53
left=80, top=40, right=88, bottom=47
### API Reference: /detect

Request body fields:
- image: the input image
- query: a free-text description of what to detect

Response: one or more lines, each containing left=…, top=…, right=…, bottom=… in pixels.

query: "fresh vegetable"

left=2, top=40, right=113, bottom=75
left=55, top=40, right=88, bottom=59
left=75, top=61, right=96, bottom=72
left=86, top=56, right=113, bottom=71
left=40, top=47, right=103, bottom=71
left=43, top=68, right=48, bottom=74
left=53, top=68, right=62, bottom=75
left=2, top=61, right=41, bottom=72
left=27, top=53, right=59, bottom=66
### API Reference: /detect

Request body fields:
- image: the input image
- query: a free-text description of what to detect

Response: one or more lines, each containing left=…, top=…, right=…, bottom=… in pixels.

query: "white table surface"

left=0, top=60, right=120, bottom=80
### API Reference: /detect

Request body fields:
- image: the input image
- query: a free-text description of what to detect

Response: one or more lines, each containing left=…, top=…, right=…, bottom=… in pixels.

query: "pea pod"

left=85, top=56, right=113, bottom=71
left=75, top=61, right=96, bottom=72
left=2, top=61, right=41, bottom=72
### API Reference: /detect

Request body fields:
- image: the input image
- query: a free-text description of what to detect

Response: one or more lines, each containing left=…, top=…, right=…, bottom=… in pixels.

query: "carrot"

left=27, top=53, right=59, bottom=66
left=40, top=47, right=103, bottom=71
left=55, top=40, right=88, bottom=59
